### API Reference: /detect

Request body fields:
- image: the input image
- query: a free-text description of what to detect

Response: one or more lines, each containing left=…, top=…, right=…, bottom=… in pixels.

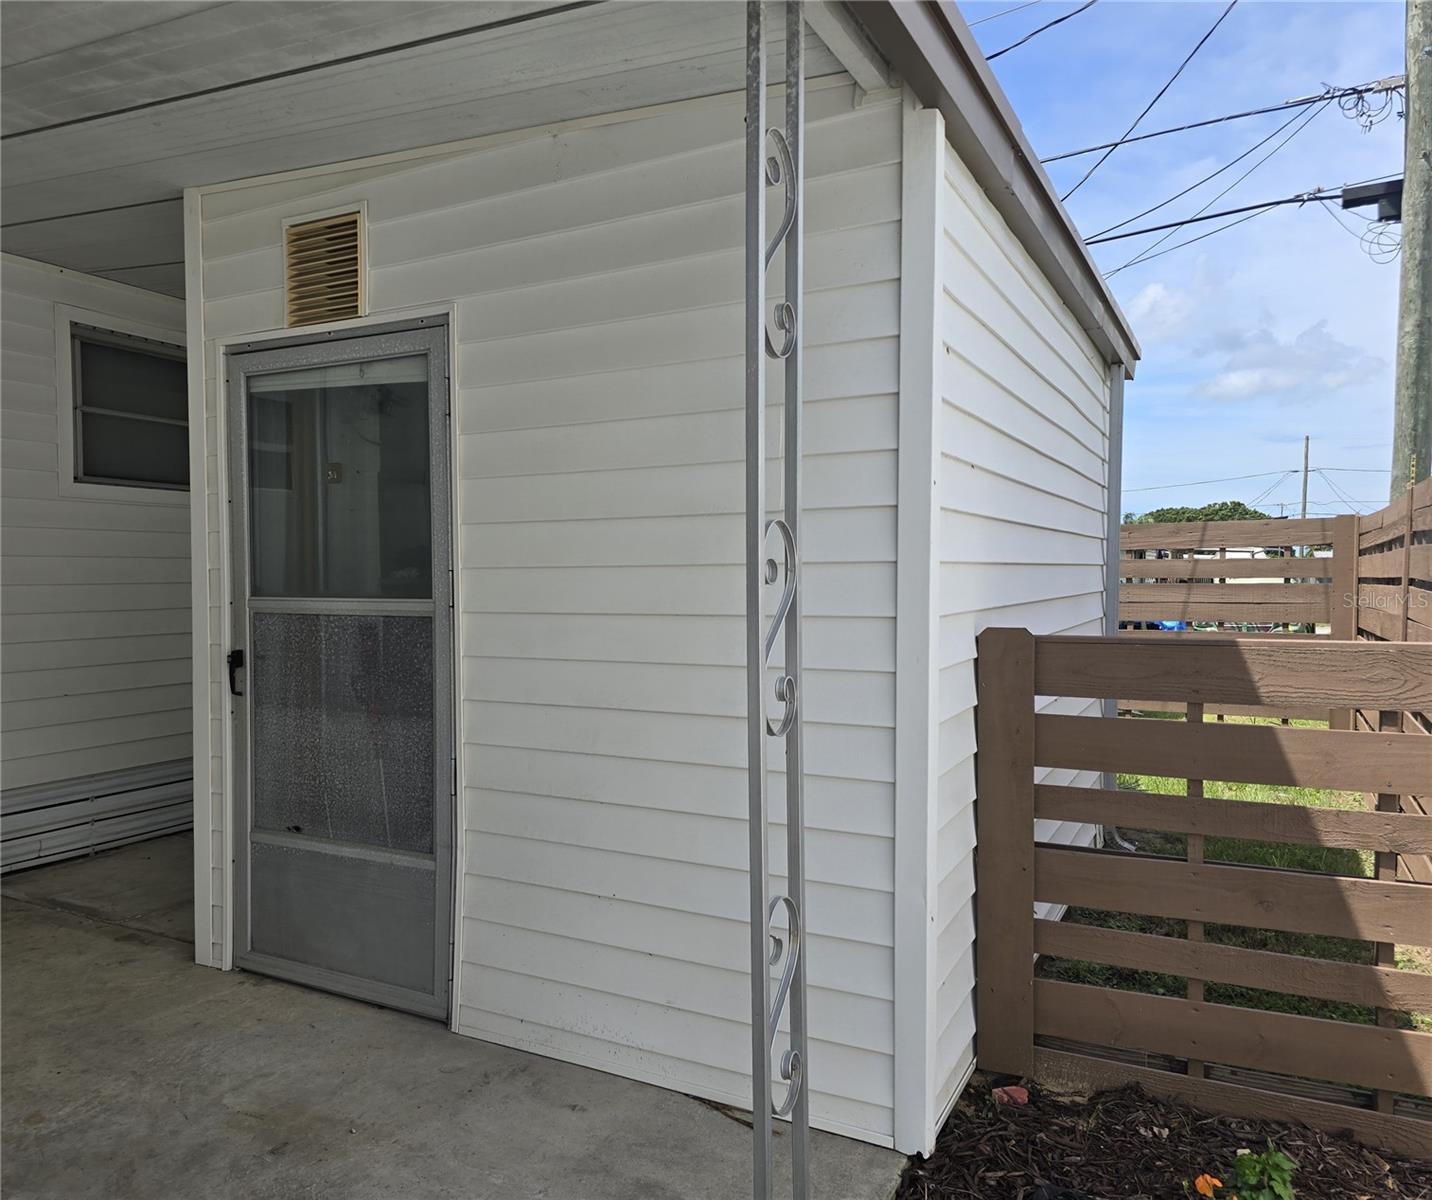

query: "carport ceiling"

left=2, top=1, right=850, bottom=298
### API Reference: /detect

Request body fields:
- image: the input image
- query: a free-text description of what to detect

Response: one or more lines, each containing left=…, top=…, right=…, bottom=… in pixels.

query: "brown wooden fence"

left=1355, top=476, right=1432, bottom=645
left=1119, top=515, right=1358, bottom=635
left=1119, top=483, right=1431, bottom=641
left=974, top=629, right=1432, bottom=1157
left=1352, top=477, right=1432, bottom=915
left=1120, top=489, right=1431, bottom=869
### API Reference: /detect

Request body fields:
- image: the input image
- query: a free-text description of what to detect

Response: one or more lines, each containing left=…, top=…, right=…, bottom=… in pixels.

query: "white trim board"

left=892, top=91, right=945, bottom=1158
left=182, top=188, right=216, bottom=968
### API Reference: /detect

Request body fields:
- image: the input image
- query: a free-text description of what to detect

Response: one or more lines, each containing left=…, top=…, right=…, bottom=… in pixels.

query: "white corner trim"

left=53, top=302, right=188, bottom=507
left=441, top=309, right=465, bottom=1035
left=1101, top=366, right=1124, bottom=756
left=892, top=91, right=946, bottom=1158
left=183, top=187, right=217, bottom=969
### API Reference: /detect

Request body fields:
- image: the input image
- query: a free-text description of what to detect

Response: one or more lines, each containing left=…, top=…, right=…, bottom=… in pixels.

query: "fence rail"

left=1355, top=476, right=1432, bottom=645
left=1118, top=482, right=1431, bottom=642
left=1118, top=515, right=1356, bottom=634
left=1118, top=482, right=1432, bottom=880
left=1352, top=477, right=1432, bottom=899
left=974, top=628, right=1432, bottom=1158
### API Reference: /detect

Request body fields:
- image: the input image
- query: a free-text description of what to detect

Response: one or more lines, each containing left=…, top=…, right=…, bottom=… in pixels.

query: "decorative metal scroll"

left=745, top=4, right=809, bottom=1199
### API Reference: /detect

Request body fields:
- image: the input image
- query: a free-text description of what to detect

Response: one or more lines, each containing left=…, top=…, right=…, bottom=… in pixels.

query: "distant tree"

left=1124, top=500, right=1272, bottom=525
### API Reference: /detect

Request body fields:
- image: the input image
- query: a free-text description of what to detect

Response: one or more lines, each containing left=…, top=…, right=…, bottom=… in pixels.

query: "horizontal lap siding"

left=199, top=80, right=901, bottom=1145
left=932, top=143, right=1112, bottom=1120
left=0, top=257, right=191, bottom=793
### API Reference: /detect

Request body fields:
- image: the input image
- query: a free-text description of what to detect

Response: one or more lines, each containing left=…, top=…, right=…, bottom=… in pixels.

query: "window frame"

left=56, top=306, right=189, bottom=505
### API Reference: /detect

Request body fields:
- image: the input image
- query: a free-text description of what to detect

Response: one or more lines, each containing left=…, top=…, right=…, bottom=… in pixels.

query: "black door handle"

left=227, top=648, right=245, bottom=697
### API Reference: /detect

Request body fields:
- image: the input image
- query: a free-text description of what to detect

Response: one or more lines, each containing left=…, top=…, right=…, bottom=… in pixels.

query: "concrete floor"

left=2, top=835, right=906, bottom=1200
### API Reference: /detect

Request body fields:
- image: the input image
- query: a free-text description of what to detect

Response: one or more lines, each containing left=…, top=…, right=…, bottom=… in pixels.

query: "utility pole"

left=1391, top=0, right=1432, bottom=500
left=1300, top=435, right=1310, bottom=519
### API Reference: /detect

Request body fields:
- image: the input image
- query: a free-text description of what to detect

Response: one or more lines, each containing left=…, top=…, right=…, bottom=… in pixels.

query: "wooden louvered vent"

left=284, top=211, right=365, bottom=327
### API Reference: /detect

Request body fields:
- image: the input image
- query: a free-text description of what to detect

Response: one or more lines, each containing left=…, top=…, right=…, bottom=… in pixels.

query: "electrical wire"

left=1249, top=473, right=1298, bottom=507
left=969, top=0, right=1042, bottom=27
left=1088, top=189, right=1331, bottom=246
left=1315, top=190, right=1404, bottom=263
left=1313, top=471, right=1388, bottom=507
left=1362, top=220, right=1403, bottom=264
left=1338, top=85, right=1401, bottom=131
left=1060, top=0, right=1238, bottom=201
left=1312, top=470, right=1365, bottom=512
left=1317, top=466, right=1392, bottom=473
left=1318, top=196, right=1371, bottom=239
left=1125, top=468, right=1388, bottom=514
left=1088, top=102, right=1315, bottom=240
left=1103, top=96, right=1330, bottom=274
left=1039, top=77, right=1403, bottom=163
left=1105, top=203, right=1285, bottom=276
left=1124, top=469, right=1294, bottom=493
left=1087, top=159, right=1399, bottom=255
left=987, top=0, right=1098, bottom=60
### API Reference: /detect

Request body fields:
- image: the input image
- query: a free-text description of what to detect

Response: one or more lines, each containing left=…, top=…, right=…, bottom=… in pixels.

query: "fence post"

left=1184, top=700, right=1206, bottom=1079
left=1373, top=488, right=1418, bottom=1113
left=975, top=627, right=1036, bottom=1076
left=1330, top=515, right=1357, bottom=729
left=1398, top=484, right=1415, bottom=644
left=1330, top=515, right=1357, bottom=640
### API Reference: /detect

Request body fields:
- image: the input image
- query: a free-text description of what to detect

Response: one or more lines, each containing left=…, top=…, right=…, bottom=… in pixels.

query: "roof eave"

left=849, top=0, right=1140, bottom=375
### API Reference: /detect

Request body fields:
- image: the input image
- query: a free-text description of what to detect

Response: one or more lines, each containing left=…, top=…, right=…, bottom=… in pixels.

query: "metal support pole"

left=781, top=6, right=810, bottom=1195
left=746, top=3, right=809, bottom=1198
left=744, top=4, right=774, bottom=1190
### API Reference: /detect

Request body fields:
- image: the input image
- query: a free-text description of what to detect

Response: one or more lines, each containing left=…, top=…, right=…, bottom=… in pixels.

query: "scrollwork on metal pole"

left=747, top=4, right=808, bottom=1199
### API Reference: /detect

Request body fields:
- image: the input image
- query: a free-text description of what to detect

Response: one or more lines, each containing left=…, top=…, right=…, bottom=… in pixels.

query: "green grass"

left=1037, top=714, right=1431, bottom=1032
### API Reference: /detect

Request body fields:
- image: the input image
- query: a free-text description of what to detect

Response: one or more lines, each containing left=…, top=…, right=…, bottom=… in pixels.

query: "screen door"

left=226, top=323, right=452, bottom=1018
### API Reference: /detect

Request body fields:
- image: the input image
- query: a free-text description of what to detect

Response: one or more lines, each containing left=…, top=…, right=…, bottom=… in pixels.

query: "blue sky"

left=959, top=0, right=1407, bottom=517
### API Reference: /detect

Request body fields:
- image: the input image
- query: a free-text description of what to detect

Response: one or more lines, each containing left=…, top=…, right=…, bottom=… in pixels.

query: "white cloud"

left=1126, top=282, right=1196, bottom=341
left=1197, top=320, right=1385, bottom=401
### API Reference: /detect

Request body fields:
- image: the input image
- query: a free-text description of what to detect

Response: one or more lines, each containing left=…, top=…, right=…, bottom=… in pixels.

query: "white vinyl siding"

left=0, top=255, right=191, bottom=859
left=931, top=141, right=1112, bottom=1122
left=196, top=79, right=903, bottom=1145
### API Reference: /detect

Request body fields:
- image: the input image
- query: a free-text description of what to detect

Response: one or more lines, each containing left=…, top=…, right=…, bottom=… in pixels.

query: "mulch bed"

left=895, top=1075, right=1432, bottom=1199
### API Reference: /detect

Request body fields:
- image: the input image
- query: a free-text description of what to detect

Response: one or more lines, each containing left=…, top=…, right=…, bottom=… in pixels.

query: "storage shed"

left=1, top=0, right=1137, bottom=1159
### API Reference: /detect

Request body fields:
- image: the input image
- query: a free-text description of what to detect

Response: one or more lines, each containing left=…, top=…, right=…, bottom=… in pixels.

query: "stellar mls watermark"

left=1342, top=590, right=1431, bottom=610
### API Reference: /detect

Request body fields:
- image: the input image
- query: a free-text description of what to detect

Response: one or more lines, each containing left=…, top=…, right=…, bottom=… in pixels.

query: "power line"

left=1088, top=190, right=1334, bottom=245
left=1317, top=466, right=1392, bottom=473
left=969, top=0, right=1043, bottom=27
left=1318, top=194, right=1372, bottom=240
left=1312, top=470, right=1366, bottom=512
left=1104, top=97, right=1330, bottom=273
left=1249, top=473, right=1297, bottom=507
left=1061, top=0, right=1238, bottom=201
left=987, top=0, right=1098, bottom=60
left=1125, top=469, right=1294, bottom=493
left=1039, top=76, right=1404, bottom=164
left=1102, top=205, right=1289, bottom=275
left=1088, top=102, right=1316, bottom=240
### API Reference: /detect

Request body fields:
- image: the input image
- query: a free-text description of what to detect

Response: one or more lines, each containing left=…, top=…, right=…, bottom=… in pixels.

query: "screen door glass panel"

left=231, top=329, right=450, bottom=1020
left=247, top=356, right=430, bottom=599
left=251, top=613, right=434, bottom=853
